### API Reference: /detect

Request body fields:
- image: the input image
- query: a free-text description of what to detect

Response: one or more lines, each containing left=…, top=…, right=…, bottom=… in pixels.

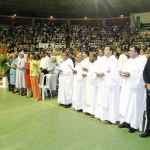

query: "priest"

left=72, top=53, right=85, bottom=111
left=95, top=46, right=120, bottom=124
left=119, top=46, right=147, bottom=133
left=83, top=53, right=98, bottom=116
left=58, top=51, right=74, bottom=108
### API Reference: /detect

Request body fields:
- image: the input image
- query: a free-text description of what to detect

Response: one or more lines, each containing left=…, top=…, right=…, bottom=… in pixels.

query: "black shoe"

left=139, top=131, right=150, bottom=138
left=128, top=127, right=136, bottom=133
left=85, top=112, right=91, bottom=115
left=106, top=121, right=113, bottom=124
left=12, top=90, right=19, bottom=93
left=59, top=104, right=64, bottom=107
left=64, top=104, right=72, bottom=108
left=21, top=93, right=27, bottom=96
left=8, top=88, right=13, bottom=91
left=118, top=122, right=130, bottom=128
left=90, top=115, right=95, bottom=118
left=77, top=109, right=83, bottom=112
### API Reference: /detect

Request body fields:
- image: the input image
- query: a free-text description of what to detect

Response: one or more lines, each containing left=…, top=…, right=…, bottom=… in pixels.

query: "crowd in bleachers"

left=0, top=22, right=150, bottom=54
left=0, top=22, right=67, bottom=53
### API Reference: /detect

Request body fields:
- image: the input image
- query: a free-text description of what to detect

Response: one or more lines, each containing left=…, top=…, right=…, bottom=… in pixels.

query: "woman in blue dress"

left=9, top=53, right=18, bottom=91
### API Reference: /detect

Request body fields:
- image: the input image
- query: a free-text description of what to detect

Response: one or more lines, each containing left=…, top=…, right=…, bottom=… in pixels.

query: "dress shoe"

left=128, top=127, right=136, bottom=133
left=8, top=88, right=13, bottom=91
left=85, top=112, right=91, bottom=115
left=139, top=131, right=150, bottom=138
left=59, top=104, right=64, bottom=106
left=12, top=90, right=19, bottom=93
left=118, top=122, right=130, bottom=128
left=64, top=104, right=72, bottom=108
left=106, top=121, right=113, bottom=124
left=90, top=115, right=95, bottom=118
left=77, top=109, right=83, bottom=112
left=21, top=93, right=27, bottom=96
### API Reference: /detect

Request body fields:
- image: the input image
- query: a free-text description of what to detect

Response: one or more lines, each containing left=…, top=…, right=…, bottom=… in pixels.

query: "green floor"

left=0, top=88, right=150, bottom=150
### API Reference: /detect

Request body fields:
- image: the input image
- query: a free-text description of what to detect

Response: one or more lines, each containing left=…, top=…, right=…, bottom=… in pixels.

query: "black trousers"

left=146, top=90, right=150, bottom=131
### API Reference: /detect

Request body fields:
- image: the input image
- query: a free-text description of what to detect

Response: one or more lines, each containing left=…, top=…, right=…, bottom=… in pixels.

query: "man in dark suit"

left=140, top=57, right=150, bottom=138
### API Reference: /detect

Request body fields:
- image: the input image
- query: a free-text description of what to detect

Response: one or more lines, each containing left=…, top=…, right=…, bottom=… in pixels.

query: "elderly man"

left=119, top=46, right=147, bottom=133
left=58, top=51, right=74, bottom=108
left=72, top=53, right=85, bottom=111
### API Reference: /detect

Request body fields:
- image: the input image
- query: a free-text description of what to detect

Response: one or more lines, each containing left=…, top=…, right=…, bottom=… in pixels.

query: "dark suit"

left=143, top=57, right=150, bottom=131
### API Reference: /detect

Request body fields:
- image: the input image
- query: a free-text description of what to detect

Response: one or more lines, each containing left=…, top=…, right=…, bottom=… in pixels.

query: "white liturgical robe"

left=96, top=55, right=120, bottom=123
left=72, top=62, right=86, bottom=110
left=119, top=55, right=147, bottom=129
left=118, top=53, right=128, bottom=87
left=58, top=58, right=74, bottom=105
left=83, top=60, right=99, bottom=115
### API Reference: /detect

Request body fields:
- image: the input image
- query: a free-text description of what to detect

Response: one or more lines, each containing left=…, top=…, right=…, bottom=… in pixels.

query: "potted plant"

left=0, top=44, right=10, bottom=88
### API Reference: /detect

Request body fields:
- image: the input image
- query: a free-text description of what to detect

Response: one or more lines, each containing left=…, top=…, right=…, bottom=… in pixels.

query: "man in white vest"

left=119, top=46, right=147, bottom=133
left=58, top=51, right=74, bottom=108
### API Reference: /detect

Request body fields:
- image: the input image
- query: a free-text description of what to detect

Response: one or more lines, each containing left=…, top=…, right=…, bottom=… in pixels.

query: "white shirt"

left=40, top=55, right=51, bottom=70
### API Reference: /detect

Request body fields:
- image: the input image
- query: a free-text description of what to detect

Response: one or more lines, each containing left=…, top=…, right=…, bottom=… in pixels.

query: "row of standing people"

left=58, top=46, right=150, bottom=137
left=7, top=51, right=52, bottom=101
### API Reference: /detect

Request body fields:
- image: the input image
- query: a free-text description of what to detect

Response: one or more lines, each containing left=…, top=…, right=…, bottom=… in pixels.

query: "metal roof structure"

left=0, top=0, right=150, bottom=18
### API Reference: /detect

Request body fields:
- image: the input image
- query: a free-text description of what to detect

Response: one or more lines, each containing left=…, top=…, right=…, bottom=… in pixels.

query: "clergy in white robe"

left=58, top=52, right=74, bottom=108
left=82, top=51, right=91, bottom=75
left=72, top=53, right=85, bottom=111
left=94, top=56, right=106, bottom=119
left=117, top=48, right=128, bottom=71
left=83, top=53, right=99, bottom=115
left=117, top=48, right=128, bottom=87
left=97, top=49, right=104, bottom=60
left=119, top=46, right=147, bottom=133
left=15, top=52, right=26, bottom=94
left=95, top=46, right=120, bottom=124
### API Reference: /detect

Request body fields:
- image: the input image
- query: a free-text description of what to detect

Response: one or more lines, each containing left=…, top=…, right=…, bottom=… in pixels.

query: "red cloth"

left=26, top=61, right=31, bottom=88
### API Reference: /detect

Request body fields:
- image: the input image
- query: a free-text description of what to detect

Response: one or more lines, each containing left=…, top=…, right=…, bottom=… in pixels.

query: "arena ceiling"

left=0, top=0, right=150, bottom=18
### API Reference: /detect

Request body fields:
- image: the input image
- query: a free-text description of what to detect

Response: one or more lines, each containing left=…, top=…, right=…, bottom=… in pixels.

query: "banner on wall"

left=38, top=43, right=66, bottom=48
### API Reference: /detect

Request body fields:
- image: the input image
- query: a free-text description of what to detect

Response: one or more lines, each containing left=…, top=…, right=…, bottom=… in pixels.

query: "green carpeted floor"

left=0, top=88, right=150, bottom=150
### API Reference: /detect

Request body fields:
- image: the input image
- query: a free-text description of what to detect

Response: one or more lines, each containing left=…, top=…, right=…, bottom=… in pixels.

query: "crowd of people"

left=0, top=22, right=150, bottom=53
left=4, top=50, right=60, bottom=100
left=0, top=22, right=150, bottom=138
left=0, top=22, right=67, bottom=53
left=57, top=46, right=150, bottom=138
